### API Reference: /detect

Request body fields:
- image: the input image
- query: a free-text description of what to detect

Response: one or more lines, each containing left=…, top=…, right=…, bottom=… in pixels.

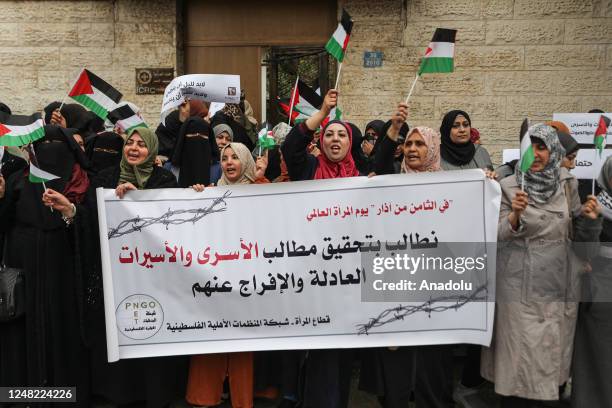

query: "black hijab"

left=211, top=111, right=256, bottom=151
left=557, top=131, right=579, bottom=156
left=440, top=110, right=476, bottom=166
left=172, top=118, right=215, bottom=187
left=17, top=126, right=87, bottom=230
left=348, top=122, right=370, bottom=174
left=155, top=110, right=182, bottom=158
left=85, top=131, right=124, bottom=174
left=365, top=120, right=385, bottom=140
left=43, top=102, right=99, bottom=136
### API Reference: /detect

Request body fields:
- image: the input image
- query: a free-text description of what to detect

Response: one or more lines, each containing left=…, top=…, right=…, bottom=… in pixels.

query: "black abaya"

left=86, top=165, right=189, bottom=408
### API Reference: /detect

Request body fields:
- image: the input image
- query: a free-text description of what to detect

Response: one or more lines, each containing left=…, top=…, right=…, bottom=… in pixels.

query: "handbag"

left=0, top=236, right=24, bottom=322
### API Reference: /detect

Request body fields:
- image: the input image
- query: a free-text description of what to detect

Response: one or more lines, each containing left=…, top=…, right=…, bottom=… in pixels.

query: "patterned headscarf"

left=400, top=127, right=441, bottom=173
left=272, top=122, right=291, bottom=145
left=118, top=127, right=159, bottom=189
left=217, top=142, right=256, bottom=185
left=221, top=104, right=243, bottom=123
left=597, top=155, right=612, bottom=221
left=515, top=124, right=565, bottom=204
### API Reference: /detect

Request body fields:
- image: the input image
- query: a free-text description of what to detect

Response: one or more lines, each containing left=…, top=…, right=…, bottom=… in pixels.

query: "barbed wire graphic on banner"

left=356, top=284, right=488, bottom=335
left=108, top=191, right=232, bottom=239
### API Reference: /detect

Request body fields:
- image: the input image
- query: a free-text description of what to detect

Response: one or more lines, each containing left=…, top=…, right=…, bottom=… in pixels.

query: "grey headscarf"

left=213, top=124, right=234, bottom=140
left=515, top=124, right=565, bottom=204
left=272, top=122, right=291, bottom=145
left=597, top=155, right=612, bottom=221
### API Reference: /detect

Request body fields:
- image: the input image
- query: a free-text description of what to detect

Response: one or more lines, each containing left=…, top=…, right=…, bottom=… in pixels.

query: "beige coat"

left=481, top=172, right=601, bottom=400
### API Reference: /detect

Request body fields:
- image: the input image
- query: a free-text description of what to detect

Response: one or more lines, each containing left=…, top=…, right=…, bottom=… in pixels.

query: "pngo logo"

left=116, top=294, right=164, bottom=340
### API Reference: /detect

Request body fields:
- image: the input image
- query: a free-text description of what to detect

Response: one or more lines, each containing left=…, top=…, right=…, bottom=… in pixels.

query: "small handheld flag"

left=593, top=114, right=611, bottom=194
left=405, top=28, right=457, bottom=103
left=67, top=69, right=122, bottom=120
left=325, top=9, right=353, bottom=63
left=29, top=162, right=59, bottom=184
left=258, top=128, right=276, bottom=151
left=326, top=9, right=354, bottom=91
left=108, top=104, right=148, bottom=134
left=0, top=112, right=45, bottom=147
left=418, top=28, right=457, bottom=75
left=594, top=114, right=611, bottom=157
left=518, top=118, right=533, bottom=191
left=278, top=80, right=323, bottom=124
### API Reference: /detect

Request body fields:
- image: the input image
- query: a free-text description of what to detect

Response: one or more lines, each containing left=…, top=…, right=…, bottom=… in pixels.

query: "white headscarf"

left=217, top=142, right=256, bottom=185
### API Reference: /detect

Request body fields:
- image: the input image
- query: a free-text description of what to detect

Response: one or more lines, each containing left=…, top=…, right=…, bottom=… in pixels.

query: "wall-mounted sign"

left=136, top=68, right=175, bottom=95
left=363, top=51, right=383, bottom=68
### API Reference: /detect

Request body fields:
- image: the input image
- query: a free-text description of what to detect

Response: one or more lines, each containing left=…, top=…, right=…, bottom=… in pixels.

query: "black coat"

left=0, top=170, right=91, bottom=407
left=85, top=165, right=187, bottom=408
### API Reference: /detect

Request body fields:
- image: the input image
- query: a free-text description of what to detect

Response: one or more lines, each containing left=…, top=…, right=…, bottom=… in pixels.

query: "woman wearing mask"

left=0, top=125, right=91, bottom=406
left=171, top=117, right=218, bottom=188
left=186, top=142, right=268, bottom=408
left=482, top=124, right=602, bottom=408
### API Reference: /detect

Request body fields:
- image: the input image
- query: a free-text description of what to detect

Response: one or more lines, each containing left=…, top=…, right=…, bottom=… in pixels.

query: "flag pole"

left=28, top=145, right=52, bottom=212
left=334, top=62, right=343, bottom=90
left=287, top=76, right=299, bottom=126
left=592, top=153, right=598, bottom=196
left=404, top=73, right=420, bottom=104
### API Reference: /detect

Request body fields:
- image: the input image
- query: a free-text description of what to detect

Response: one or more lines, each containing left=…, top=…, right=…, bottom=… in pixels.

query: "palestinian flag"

left=108, top=104, right=148, bottom=134
left=258, top=128, right=276, bottom=150
left=293, top=80, right=323, bottom=117
left=321, top=106, right=343, bottom=129
left=519, top=118, right=534, bottom=173
left=68, top=69, right=122, bottom=120
left=594, top=114, right=611, bottom=157
left=325, top=9, right=353, bottom=62
left=29, top=162, right=59, bottom=183
left=278, top=98, right=312, bottom=124
left=0, top=112, right=45, bottom=147
left=418, top=28, right=457, bottom=75
left=278, top=80, right=324, bottom=124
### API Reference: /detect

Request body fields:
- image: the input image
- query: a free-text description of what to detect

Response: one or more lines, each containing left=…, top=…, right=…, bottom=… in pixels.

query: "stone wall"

left=339, top=0, right=612, bottom=163
left=0, top=0, right=178, bottom=126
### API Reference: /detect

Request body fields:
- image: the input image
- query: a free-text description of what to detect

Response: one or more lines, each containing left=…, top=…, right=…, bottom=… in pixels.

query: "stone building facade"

left=0, top=0, right=610, bottom=163
left=340, top=0, right=612, bottom=161
left=0, top=0, right=178, bottom=125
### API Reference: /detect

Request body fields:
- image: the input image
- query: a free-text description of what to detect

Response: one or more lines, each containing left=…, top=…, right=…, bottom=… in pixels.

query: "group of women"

left=0, top=88, right=610, bottom=408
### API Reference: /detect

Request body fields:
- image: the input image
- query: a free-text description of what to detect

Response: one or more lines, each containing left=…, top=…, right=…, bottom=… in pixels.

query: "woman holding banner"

left=482, top=124, right=602, bottom=407
left=361, top=103, right=455, bottom=408
left=186, top=141, right=268, bottom=408
left=83, top=127, right=189, bottom=408
left=281, top=89, right=358, bottom=408
left=572, top=156, right=612, bottom=407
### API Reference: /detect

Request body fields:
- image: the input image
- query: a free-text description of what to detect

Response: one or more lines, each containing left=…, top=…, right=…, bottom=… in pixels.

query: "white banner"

left=97, top=170, right=500, bottom=361
left=161, top=74, right=240, bottom=124
left=553, top=112, right=612, bottom=144
left=502, top=148, right=612, bottom=179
